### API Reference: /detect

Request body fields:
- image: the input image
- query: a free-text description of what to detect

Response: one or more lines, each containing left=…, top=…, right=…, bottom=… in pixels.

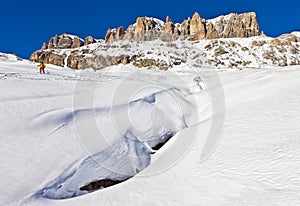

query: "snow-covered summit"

left=291, top=31, right=300, bottom=38
left=0, top=52, right=22, bottom=62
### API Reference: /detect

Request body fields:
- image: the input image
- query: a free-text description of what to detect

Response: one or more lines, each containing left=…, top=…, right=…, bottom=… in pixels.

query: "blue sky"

left=1, top=0, right=300, bottom=58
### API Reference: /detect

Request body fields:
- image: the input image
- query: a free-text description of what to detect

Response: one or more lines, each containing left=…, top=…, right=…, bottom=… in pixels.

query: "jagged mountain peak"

left=41, top=33, right=96, bottom=50
left=104, top=11, right=260, bottom=43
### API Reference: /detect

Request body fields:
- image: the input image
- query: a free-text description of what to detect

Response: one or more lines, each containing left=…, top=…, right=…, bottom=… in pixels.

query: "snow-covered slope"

left=291, top=31, right=300, bottom=38
left=1, top=55, right=300, bottom=205
left=0, top=52, right=22, bottom=62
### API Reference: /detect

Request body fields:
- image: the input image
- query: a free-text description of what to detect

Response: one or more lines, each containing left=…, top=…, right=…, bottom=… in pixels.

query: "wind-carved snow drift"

left=35, top=86, right=198, bottom=199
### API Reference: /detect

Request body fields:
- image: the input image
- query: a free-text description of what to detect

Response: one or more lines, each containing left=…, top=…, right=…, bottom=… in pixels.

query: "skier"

left=38, top=61, right=46, bottom=74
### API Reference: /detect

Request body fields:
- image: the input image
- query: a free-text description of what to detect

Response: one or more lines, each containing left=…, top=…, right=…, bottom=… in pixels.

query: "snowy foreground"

left=1, top=54, right=300, bottom=205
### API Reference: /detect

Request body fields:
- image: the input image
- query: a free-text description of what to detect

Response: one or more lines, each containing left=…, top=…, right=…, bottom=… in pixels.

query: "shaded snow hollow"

left=35, top=87, right=197, bottom=199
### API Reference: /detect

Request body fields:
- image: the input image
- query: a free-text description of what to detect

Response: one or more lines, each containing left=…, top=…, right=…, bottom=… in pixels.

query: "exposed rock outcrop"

left=105, top=27, right=125, bottom=43
left=163, top=16, right=174, bottom=34
left=133, top=17, right=163, bottom=41
left=161, top=16, right=178, bottom=42
left=105, top=17, right=165, bottom=42
left=41, top=42, right=47, bottom=50
left=104, top=11, right=260, bottom=42
left=30, top=50, right=66, bottom=67
left=72, top=36, right=83, bottom=48
left=41, top=34, right=84, bottom=50
left=189, top=12, right=206, bottom=40
left=84, top=36, right=96, bottom=45
left=204, top=12, right=260, bottom=39
left=271, top=34, right=298, bottom=46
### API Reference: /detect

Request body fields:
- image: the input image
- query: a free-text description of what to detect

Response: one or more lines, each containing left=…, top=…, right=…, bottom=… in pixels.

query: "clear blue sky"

left=1, top=0, right=300, bottom=58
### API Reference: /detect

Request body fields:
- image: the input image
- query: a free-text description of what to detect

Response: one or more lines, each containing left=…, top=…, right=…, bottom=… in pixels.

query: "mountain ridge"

left=29, top=12, right=300, bottom=70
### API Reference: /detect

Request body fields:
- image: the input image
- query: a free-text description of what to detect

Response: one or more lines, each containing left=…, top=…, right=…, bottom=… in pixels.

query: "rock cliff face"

left=84, top=36, right=96, bottom=46
left=189, top=12, right=206, bottom=40
left=104, top=12, right=260, bottom=43
left=30, top=50, right=66, bottom=67
left=29, top=12, right=300, bottom=70
left=40, top=34, right=96, bottom=50
left=205, top=12, right=260, bottom=39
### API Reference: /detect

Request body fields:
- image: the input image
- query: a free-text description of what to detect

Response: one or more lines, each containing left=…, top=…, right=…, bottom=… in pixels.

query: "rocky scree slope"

left=30, top=12, right=300, bottom=70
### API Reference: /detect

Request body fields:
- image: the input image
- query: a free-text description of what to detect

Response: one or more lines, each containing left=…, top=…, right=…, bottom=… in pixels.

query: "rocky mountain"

left=29, top=12, right=300, bottom=70
left=40, top=34, right=96, bottom=50
left=104, top=12, right=260, bottom=43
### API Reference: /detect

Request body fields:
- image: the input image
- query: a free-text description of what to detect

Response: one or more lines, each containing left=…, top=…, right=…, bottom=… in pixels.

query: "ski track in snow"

left=1, top=57, right=300, bottom=206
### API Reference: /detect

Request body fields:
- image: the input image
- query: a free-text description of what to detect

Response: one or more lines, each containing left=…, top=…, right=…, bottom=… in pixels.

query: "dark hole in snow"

left=78, top=133, right=174, bottom=192
left=80, top=178, right=130, bottom=191
left=151, top=134, right=173, bottom=151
